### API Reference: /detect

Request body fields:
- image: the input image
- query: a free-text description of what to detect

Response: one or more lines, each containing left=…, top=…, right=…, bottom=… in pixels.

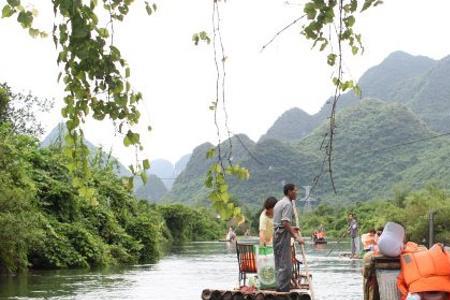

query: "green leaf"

left=2, top=5, right=14, bottom=18
left=341, top=80, right=354, bottom=91
left=143, top=159, right=150, bottom=170
left=140, top=171, right=148, bottom=184
left=332, top=77, right=340, bottom=86
left=199, top=31, right=210, bottom=43
left=130, top=132, right=140, bottom=144
left=350, top=0, right=358, bottom=12
left=319, top=39, right=328, bottom=51
left=361, top=0, right=375, bottom=12
left=7, top=0, right=20, bottom=7
left=304, top=2, right=317, bottom=20
left=124, top=135, right=132, bottom=146
left=374, top=0, right=383, bottom=7
left=206, top=148, right=216, bottom=159
left=145, top=1, right=152, bottom=15
left=192, top=33, right=200, bottom=46
left=17, top=10, right=33, bottom=28
left=353, top=84, right=362, bottom=97
left=97, top=27, right=109, bottom=38
left=344, top=16, right=355, bottom=27
left=327, top=53, right=337, bottom=66
left=90, top=0, right=97, bottom=9
left=28, top=28, right=39, bottom=38
left=125, top=67, right=130, bottom=78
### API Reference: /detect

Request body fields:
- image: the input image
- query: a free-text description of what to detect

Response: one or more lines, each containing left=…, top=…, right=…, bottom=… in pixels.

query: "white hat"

left=378, top=222, right=405, bottom=257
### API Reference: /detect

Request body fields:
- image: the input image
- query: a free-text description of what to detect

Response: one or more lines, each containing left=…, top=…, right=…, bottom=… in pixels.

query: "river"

left=0, top=240, right=363, bottom=300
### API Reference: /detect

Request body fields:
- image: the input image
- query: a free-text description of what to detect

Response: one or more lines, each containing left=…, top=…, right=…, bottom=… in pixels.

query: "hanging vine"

left=261, top=0, right=382, bottom=193
left=302, top=0, right=382, bottom=193
left=1, top=0, right=157, bottom=199
left=193, top=0, right=249, bottom=222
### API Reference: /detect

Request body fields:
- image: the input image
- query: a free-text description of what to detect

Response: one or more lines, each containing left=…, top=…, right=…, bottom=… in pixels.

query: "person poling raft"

left=224, top=227, right=237, bottom=242
left=273, top=183, right=315, bottom=299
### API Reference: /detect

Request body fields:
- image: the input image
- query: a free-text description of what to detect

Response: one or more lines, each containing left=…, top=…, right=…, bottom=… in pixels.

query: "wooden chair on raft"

left=236, top=242, right=302, bottom=287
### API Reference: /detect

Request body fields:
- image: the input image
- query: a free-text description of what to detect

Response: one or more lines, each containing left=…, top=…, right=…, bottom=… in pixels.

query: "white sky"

left=1, top=0, right=450, bottom=165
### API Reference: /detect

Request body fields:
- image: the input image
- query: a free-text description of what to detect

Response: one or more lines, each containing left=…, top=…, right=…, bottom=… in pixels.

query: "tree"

left=0, top=83, right=53, bottom=136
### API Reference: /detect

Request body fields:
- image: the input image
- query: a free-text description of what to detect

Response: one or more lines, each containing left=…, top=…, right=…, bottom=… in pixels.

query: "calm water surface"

left=0, top=240, right=363, bottom=300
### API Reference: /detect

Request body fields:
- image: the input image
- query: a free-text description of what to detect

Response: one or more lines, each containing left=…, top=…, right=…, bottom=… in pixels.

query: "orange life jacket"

left=316, top=231, right=325, bottom=239
left=397, top=244, right=450, bottom=300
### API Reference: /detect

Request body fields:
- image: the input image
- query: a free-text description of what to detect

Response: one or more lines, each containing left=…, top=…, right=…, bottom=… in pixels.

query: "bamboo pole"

left=326, top=230, right=347, bottom=256
left=292, top=200, right=315, bottom=300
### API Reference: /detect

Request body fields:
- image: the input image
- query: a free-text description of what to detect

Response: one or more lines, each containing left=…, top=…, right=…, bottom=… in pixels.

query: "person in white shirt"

left=272, top=183, right=304, bottom=292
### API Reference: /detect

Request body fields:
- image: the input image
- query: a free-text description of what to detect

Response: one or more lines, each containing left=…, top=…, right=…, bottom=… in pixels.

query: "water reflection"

left=0, top=240, right=362, bottom=300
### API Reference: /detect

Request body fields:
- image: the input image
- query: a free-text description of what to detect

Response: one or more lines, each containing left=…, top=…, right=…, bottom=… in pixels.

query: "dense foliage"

left=0, top=87, right=224, bottom=273
left=299, top=184, right=450, bottom=245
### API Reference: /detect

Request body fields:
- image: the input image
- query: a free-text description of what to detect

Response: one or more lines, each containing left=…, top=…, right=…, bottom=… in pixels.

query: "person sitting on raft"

left=361, top=229, right=378, bottom=252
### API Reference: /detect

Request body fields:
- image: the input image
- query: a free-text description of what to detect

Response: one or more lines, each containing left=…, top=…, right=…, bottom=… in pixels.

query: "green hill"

left=168, top=99, right=450, bottom=207
left=164, top=135, right=256, bottom=205
left=135, top=174, right=168, bottom=202
left=408, top=55, right=450, bottom=132
left=263, top=51, right=440, bottom=141
left=259, top=108, right=314, bottom=142
left=297, top=99, right=450, bottom=201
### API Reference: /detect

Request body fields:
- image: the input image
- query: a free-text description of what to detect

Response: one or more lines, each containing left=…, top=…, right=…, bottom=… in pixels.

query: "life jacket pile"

left=397, top=243, right=450, bottom=300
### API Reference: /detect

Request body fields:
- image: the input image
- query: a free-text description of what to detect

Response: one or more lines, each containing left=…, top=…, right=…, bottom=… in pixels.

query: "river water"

left=0, top=240, right=363, bottom=300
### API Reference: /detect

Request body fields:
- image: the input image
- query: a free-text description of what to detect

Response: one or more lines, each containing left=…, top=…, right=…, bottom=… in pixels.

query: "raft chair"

left=236, top=242, right=257, bottom=286
left=236, top=242, right=302, bottom=287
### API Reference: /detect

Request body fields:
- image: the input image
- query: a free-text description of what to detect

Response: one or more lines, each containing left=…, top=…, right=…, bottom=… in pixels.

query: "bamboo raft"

left=202, top=272, right=312, bottom=300
left=201, top=288, right=312, bottom=300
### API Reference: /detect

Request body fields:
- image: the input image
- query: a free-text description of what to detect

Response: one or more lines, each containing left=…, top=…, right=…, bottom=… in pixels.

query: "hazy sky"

left=1, top=0, right=450, bottom=165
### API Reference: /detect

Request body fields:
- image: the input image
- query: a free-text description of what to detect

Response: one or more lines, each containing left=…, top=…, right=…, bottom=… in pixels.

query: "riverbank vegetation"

left=298, top=184, right=450, bottom=244
left=0, top=89, right=225, bottom=274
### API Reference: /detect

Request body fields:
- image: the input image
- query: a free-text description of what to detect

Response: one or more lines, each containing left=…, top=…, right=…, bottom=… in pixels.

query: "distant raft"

left=312, top=231, right=327, bottom=244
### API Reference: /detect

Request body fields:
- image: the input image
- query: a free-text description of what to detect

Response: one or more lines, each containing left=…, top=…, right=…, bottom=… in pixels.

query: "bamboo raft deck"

left=202, top=274, right=312, bottom=300
left=201, top=288, right=311, bottom=300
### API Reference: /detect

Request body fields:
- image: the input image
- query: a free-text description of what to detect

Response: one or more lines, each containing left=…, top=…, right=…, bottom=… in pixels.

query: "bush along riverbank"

left=0, top=124, right=225, bottom=273
left=300, top=184, right=450, bottom=244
